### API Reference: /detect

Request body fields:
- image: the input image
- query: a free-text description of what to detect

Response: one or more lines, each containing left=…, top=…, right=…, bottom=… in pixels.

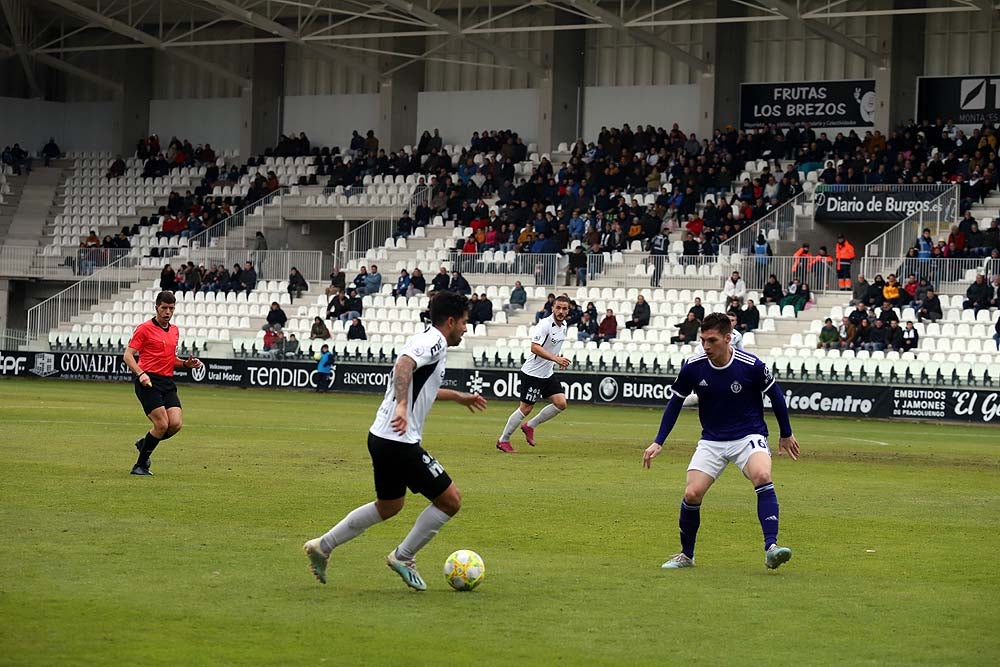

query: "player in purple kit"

left=642, top=313, right=800, bottom=570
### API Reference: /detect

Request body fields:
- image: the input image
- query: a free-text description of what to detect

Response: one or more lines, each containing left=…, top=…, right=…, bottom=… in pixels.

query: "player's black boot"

left=134, top=439, right=151, bottom=470
left=130, top=464, right=153, bottom=476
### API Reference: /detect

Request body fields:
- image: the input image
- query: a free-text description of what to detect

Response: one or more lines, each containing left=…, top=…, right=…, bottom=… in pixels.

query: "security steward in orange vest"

left=792, top=242, right=811, bottom=282
left=835, top=234, right=856, bottom=290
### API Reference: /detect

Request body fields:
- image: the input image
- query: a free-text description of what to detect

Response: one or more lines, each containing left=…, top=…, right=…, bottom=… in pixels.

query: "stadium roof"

left=2, top=0, right=998, bottom=92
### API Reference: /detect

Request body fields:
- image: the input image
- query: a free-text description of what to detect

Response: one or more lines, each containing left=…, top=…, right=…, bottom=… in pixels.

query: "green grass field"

left=1, top=378, right=998, bottom=667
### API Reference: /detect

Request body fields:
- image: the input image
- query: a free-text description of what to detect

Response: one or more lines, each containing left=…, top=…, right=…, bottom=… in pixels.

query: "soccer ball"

left=443, top=549, right=485, bottom=591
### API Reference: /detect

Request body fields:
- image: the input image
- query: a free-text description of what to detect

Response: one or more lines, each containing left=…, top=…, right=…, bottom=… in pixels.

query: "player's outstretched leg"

left=497, top=405, right=530, bottom=453
left=521, top=396, right=566, bottom=447
left=131, top=432, right=160, bottom=475
left=304, top=501, right=385, bottom=584
left=755, top=481, right=792, bottom=569
left=663, top=499, right=701, bottom=568
left=387, top=485, right=460, bottom=591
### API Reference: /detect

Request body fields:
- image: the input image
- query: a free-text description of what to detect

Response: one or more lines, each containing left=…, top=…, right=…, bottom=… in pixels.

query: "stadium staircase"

left=2, top=164, right=67, bottom=250
left=0, top=168, right=26, bottom=240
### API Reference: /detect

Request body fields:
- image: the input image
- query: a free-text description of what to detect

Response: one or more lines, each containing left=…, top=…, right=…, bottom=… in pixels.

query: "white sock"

left=319, top=501, right=383, bottom=554
left=395, top=505, right=451, bottom=561
left=527, top=404, right=563, bottom=428
left=499, top=407, right=527, bottom=442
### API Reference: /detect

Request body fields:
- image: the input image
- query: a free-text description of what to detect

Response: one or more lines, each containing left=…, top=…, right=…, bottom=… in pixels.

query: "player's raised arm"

left=437, top=388, right=488, bottom=412
left=529, top=341, right=569, bottom=369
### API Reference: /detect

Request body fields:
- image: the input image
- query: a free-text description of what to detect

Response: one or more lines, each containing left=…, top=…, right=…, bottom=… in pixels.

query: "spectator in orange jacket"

left=835, top=234, right=856, bottom=290
left=792, top=243, right=811, bottom=281
left=808, top=246, right=834, bottom=291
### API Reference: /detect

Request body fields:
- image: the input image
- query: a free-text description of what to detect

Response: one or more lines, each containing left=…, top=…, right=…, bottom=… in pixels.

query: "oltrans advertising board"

left=3, top=350, right=1000, bottom=426
left=813, top=186, right=957, bottom=222
left=916, top=74, right=1000, bottom=127
left=739, top=79, right=876, bottom=130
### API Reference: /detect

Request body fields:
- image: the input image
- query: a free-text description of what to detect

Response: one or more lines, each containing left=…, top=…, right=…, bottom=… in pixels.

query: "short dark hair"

left=700, top=312, right=732, bottom=335
left=155, top=291, right=176, bottom=305
left=555, top=295, right=572, bottom=305
left=429, top=290, right=469, bottom=326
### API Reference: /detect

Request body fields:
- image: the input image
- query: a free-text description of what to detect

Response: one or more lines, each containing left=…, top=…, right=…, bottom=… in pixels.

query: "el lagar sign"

left=3, top=350, right=999, bottom=426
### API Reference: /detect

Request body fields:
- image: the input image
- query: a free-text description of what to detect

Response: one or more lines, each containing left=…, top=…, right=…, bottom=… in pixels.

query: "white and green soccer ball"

left=443, top=549, right=485, bottom=591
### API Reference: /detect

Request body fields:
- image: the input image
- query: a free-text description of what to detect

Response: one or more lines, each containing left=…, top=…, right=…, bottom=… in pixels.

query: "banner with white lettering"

left=916, top=75, right=1000, bottom=127
left=4, top=351, right=999, bottom=425
left=739, top=79, right=876, bottom=130
left=813, top=187, right=956, bottom=222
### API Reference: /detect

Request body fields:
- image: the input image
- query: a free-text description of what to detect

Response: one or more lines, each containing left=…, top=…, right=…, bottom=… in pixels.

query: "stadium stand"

left=13, top=113, right=1000, bottom=389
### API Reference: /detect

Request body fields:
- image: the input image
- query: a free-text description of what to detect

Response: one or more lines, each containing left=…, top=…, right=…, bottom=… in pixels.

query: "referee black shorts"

left=517, top=371, right=564, bottom=405
left=367, top=433, right=453, bottom=501
left=134, top=372, right=182, bottom=415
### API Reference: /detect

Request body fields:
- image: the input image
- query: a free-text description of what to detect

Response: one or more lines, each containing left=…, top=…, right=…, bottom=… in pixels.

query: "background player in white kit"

left=496, top=295, right=571, bottom=453
left=643, top=313, right=800, bottom=570
left=303, top=291, right=488, bottom=591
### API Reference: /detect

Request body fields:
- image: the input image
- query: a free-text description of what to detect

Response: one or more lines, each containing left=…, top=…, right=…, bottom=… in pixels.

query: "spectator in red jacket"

left=597, top=308, right=618, bottom=343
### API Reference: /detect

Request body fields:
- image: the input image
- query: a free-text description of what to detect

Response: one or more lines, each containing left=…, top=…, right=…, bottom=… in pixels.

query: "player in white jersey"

left=728, top=313, right=744, bottom=350
left=303, top=291, right=488, bottom=591
left=496, top=295, right=571, bottom=453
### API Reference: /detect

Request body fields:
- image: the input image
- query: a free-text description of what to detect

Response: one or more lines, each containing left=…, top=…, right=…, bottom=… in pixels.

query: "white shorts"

left=687, top=434, right=771, bottom=479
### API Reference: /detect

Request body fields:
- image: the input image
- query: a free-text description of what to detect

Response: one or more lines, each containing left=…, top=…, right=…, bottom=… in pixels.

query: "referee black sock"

left=137, top=431, right=161, bottom=466
left=159, top=431, right=174, bottom=441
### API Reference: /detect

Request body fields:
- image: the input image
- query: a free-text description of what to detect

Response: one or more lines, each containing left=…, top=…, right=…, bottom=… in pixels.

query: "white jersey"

left=370, top=327, right=447, bottom=444
left=731, top=329, right=744, bottom=350
left=520, top=315, right=568, bottom=379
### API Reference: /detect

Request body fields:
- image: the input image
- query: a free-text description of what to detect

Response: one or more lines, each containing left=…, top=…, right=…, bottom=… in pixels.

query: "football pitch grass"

left=1, top=378, right=998, bottom=667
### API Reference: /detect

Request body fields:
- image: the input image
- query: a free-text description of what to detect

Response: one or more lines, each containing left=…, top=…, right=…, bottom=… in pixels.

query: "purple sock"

left=679, top=500, right=701, bottom=559
left=755, top=482, right=779, bottom=550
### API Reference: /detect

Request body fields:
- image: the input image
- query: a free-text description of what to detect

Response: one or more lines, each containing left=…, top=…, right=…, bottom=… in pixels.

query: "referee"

left=123, top=290, right=201, bottom=476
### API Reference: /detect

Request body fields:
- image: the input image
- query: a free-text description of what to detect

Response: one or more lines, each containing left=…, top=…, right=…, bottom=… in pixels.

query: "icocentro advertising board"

left=4, top=350, right=1000, bottom=426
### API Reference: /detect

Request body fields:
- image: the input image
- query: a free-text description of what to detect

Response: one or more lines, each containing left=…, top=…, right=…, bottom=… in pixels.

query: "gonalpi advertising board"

left=3, top=350, right=999, bottom=426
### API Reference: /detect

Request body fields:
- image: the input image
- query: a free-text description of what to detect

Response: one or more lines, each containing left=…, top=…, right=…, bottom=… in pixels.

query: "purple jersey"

left=669, top=348, right=776, bottom=441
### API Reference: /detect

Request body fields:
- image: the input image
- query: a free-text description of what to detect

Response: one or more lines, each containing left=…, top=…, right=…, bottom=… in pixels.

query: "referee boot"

left=134, top=439, right=151, bottom=470
left=130, top=464, right=153, bottom=476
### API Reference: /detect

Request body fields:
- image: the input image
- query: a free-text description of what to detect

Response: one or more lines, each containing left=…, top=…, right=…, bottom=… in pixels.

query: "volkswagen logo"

left=599, top=377, right=619, bottom=402
left=191, top=364, right=207, bottom=382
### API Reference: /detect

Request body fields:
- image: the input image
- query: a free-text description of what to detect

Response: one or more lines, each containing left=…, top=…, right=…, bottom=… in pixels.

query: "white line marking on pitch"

left=838, top=436, right=893, bottom=447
